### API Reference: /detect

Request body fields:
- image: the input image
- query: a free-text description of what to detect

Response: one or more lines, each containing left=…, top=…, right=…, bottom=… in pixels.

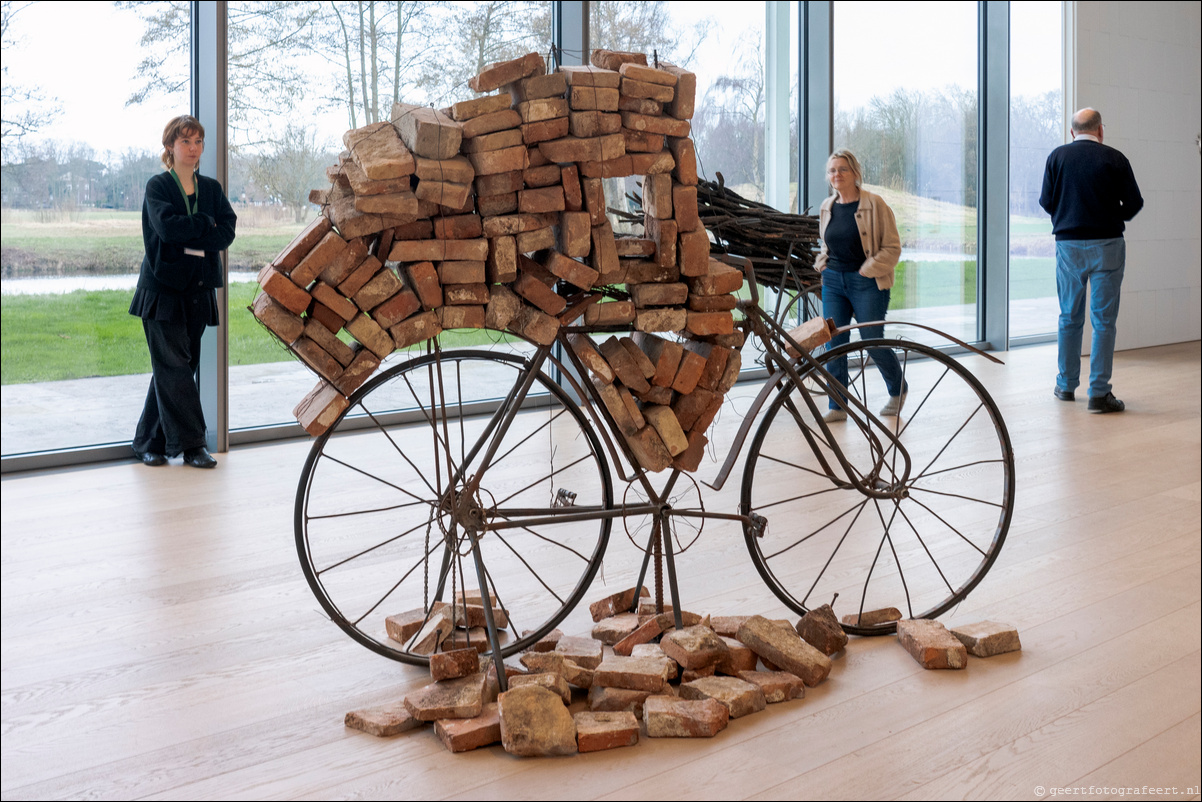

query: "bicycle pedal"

left=554, top=488, right=577, bottom=507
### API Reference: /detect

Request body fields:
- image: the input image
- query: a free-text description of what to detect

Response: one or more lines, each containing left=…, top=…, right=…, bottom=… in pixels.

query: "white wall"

left=1074, top=1, right=1202, bottom=349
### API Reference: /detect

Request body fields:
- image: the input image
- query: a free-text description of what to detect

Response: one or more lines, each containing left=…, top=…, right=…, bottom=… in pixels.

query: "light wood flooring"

left=2, top=342, right=1199, bottom=800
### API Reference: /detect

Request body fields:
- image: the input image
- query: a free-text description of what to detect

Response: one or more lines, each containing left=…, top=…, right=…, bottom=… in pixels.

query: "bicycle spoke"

left=351, top=538, right=443, bottom=627
left=916, top=458, right=1007, bottom=480
left=358, top=404, right=442, bottom=501
left=907, top=495, right=991, bottom=556
left=748, top=480, right=847, bottom=512
left=297, top=350, right=613, bottom=665
left=489, top=529, right=566, bottom=605
left=760, top=452, right=842, bottom=482
left=492, top=453, right=593, bottom=509
left=315, top=516, right=434, bottom=575
left=488, top=513, right=593, bottom=563
left=319, top=453, right=439, bottom=510
left=307, top=497, right=430, bottom=520
left=799, top=499, right=870, bottom=608
left=908, top=485, right=1005, bottom=509
left=872, top=497, right=911, bottom=619
left=914, top=402, right=986, bottom=481
left=744, top=338, right=1013, bottom=632
left=765, top=498, right=869, bottom=560
left=488, top=407, right=569, bottom=473
left=895, top=502, right=957, bottom=595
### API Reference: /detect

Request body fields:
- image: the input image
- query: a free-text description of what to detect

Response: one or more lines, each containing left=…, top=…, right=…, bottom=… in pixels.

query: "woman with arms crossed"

left=814, top=149, right=906, bottom=422
left=129, top=115, right=236, bottom=468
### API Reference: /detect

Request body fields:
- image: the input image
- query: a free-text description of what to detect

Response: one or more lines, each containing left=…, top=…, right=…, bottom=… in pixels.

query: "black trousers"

left=133, top=316, right=209, bottom=456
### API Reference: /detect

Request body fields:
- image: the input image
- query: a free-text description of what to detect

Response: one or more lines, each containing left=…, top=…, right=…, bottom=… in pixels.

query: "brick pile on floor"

left=251, top=48, right=771, bottom=472
left=345, top=585, right=1021, bottom=756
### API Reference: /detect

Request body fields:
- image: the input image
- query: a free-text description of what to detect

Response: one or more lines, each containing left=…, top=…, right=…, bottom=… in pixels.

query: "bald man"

left=1040, top=108, right=1143, bottom=413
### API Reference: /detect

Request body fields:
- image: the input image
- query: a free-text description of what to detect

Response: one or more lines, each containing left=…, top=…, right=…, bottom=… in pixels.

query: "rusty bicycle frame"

left=385, top=259, right=1005, bottom=689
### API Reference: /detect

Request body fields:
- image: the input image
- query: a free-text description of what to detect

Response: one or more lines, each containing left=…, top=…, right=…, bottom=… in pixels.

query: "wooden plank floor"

left=2, top=342, right=1199, bottom=801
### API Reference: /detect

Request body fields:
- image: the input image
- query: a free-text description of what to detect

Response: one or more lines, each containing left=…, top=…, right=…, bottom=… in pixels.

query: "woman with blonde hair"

left=129, top=114, right=236, bottom=468
left=814, top=148, right=905, bottom=421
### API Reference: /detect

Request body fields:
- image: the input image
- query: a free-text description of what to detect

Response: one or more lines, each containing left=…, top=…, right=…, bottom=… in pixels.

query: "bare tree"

left=1, top=1, right=62, bottom=155
left=118, top=1, right=322, bottom=148
left=692, top=31, right=765, bottom=193
left=317, top=1, right=441, bottom=128
left=249, top=124, right=333, bottom=221
left=589, top=0, right=710, bottom=67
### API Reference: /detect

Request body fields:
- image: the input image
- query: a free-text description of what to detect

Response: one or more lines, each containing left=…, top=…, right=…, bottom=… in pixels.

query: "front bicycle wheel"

left=741, top=339, right=1014, bottom=635
left=296, top=348, right=613, bottom=664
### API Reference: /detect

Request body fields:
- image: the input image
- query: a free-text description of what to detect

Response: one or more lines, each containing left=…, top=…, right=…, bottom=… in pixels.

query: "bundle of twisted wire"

left=696, top=174, right=821, bottom=297
left=615, top=173, right=822, bottom=297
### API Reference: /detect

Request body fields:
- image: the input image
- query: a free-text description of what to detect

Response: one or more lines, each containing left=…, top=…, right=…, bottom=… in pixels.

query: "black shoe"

left=183, top=446, right=218, bottom=469
left=1087, top=393, right=1125, bottom=413
left=1053, top=387, right=1075, bottom=402
left=136, top=451, right=167, bottom=466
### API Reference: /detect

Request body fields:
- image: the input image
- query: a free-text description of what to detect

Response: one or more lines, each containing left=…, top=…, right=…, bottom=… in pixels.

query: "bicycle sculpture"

left=250, top=49, right=1015, bottom=688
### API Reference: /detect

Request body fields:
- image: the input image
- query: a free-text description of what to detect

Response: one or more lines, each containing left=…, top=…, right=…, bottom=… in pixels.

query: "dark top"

left=1039, top=139, right=1142, bottom=241
left=823, top=199, right=867, bottom=272
left=129, top=170, right=237, bottom=323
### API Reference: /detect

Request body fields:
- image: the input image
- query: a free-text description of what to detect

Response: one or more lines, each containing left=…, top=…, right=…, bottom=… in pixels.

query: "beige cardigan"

left=814, top=189, right=902, bottom=290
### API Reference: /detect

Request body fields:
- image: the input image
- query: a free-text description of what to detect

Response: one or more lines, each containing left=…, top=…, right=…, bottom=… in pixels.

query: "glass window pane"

left=225, top=2, right=552, bottom=433
left=1009, top=0, right=1062, bottom=338
left=1, top=1, right=189, bottom=456
left=832, top=0, right=979, bottom=345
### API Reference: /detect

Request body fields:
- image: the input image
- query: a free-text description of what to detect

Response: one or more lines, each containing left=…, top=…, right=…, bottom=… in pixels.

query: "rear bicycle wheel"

left=295, top=349, right=613, bottom=663
left=741, top=339, right=1014, bottom=635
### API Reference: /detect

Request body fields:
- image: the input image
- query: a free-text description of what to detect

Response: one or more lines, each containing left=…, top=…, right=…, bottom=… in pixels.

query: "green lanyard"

left=169, top=168, right=199, bottom=216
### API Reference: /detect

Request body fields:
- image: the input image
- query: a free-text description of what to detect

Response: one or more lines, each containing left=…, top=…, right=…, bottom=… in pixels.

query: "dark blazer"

left=136, top=170, right=237, bottom=296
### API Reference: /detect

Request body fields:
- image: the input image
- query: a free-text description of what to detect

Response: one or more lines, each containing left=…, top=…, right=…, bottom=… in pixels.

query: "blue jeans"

left=820, top=269, right=906, bottom=409
left=1055, top=238, right=1125, bottom=398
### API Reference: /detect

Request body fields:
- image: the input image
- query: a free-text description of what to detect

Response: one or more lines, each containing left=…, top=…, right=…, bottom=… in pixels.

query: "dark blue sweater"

left=1039, top=139, right=1142, bottom=241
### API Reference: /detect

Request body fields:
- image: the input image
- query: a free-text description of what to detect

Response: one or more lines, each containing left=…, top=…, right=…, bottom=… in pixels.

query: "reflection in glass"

left=1009, top=1, right=1062, bottom=339
left=225, top=2, right=553, bottom=432
left=1, top=1, right=189, bottom=456
left=832, top=0, right=978, bottom=344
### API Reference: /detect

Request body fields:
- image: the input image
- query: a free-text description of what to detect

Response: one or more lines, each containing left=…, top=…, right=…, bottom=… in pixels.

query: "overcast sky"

left=3, top=1, right=1062, bottom=162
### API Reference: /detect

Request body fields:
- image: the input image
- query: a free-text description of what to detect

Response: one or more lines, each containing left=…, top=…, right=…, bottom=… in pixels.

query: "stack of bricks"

left=346, top=586, right=847, bottom=754
left=383, top=591, right=513, bottom=656
left=253, top=48, right=751, bottom=473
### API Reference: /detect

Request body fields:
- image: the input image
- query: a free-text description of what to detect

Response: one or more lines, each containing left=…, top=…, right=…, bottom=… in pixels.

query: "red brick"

left=332, top=346, right=381, bottom=396
left=294, top=380, right=349, bottom=436
left=430, top=647, right=483, bottom=681
left=678, top=675, right=766, bottom=718
left=336, top=254, right=382, bottom=299
left=668, top=136, right=698, bottom=185
left=435, top=703, right=501, bottom=752
left=390, top=310, right=442, bottom=348
left=405, top=672, right=487, bottom=721
left=273, top=216, right=333, bottom=273
left=643, top=696, right=728, bottom=738
left=469, top=52, right=545, bottom=93
left=574, top=711, right=639, bottom=752
left=950, top=621, right=1022, bottom=657
left=344, top=702, right=423, bottom=737
left=520, top=115, right=570, bottom=146
left=258, top=265, right=311, bottom=316
left=251, top=292, right=303, bottom=344
left=737, top=615, right=832, bottom=687
left=402, top=261, right=443, bottom=310
left=461, top=108, right=523, bottom=139
left=736, top=670, right=805, bottom=703
left=896, top=619, right=968, bottom=669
